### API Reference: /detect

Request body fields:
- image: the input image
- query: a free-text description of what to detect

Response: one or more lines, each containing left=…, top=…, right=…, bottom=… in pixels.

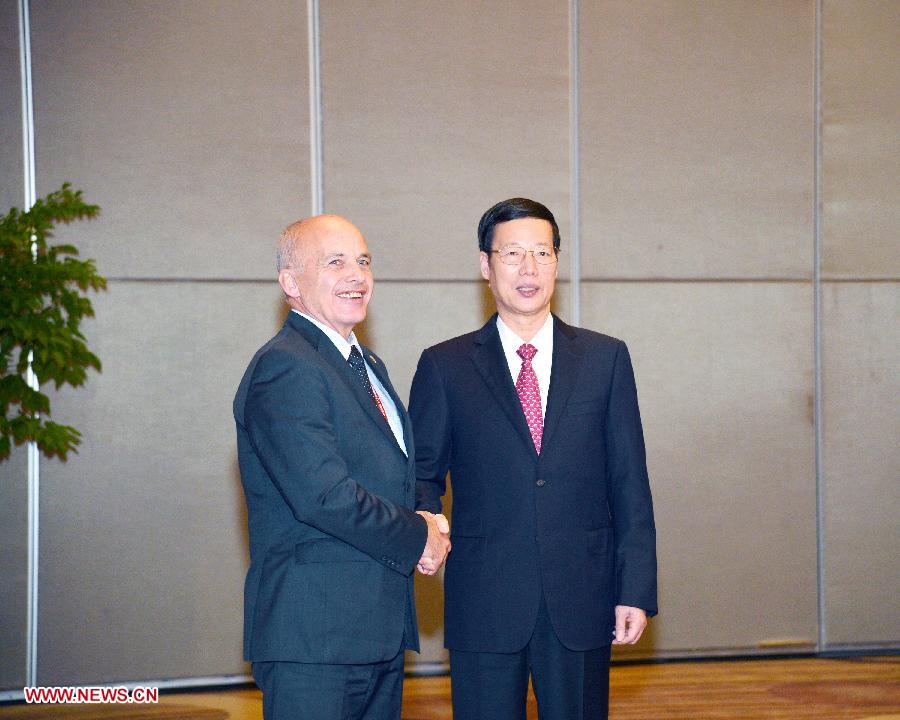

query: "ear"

left=479, top=251, right=491, bottom=281
left=278, top=268, right=301, bottom=299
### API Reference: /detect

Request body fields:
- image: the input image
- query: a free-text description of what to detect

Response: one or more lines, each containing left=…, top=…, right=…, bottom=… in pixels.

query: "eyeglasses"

left=491, top=245, right=559, bottom=266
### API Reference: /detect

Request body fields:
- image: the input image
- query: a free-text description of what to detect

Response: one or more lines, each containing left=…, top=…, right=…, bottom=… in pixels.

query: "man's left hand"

left=613, top=605, right=647, bottom=645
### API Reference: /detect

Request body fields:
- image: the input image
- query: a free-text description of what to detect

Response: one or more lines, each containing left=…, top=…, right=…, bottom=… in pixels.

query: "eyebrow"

left=499, top=243, right=553, bottom=249
left=319, top=252, right=372, bottom=262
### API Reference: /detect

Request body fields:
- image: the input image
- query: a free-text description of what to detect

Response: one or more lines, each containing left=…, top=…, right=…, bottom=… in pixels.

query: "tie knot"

left=347, top=346, right=367, bottom=373
left=517, top=343, right=538, bottom=363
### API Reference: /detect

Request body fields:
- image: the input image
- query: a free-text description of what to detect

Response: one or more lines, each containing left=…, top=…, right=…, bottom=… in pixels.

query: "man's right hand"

left=416, top=511, right=451, bottom=575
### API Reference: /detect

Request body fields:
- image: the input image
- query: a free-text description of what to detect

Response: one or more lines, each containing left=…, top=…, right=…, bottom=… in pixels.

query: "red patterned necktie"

left=515, top=343, right=543, bottom=454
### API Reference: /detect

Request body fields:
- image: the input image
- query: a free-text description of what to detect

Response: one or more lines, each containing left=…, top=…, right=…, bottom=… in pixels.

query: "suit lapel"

left=287, top=313, right=402, bottom=453
left=541, top=316, right=584, bottom=452
left=470, top=316, right=537, bottom=456
left=362, top=345, right=413, bottom=458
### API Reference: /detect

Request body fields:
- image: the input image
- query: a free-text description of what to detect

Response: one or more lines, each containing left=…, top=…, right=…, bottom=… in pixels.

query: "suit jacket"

left=409, top=314, right=657, bottom=653
left=234, top=311, right=426, bottom=664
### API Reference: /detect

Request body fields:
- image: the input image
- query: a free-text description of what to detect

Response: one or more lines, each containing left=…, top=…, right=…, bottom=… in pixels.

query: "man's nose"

left=519, top=251, right=538, bottom=274
left=345, top=264, right=365, bottom=282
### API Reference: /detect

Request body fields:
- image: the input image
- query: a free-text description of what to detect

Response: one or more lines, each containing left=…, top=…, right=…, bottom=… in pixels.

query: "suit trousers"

left=449, top=596, right=612, bottom=720
left=252, top=650, right=405, bottom=720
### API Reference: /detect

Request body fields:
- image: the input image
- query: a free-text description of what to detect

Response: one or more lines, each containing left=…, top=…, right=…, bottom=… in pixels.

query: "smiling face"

left=278, top=215, right=373, bottom=339
left=480, top=216, right=557, bottom=332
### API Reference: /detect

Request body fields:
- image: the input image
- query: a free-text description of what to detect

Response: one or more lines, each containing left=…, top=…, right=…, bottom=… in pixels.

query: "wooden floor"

left=2, top=656, right=896, bottom=719
left=156, top=655, right=899, bottom=720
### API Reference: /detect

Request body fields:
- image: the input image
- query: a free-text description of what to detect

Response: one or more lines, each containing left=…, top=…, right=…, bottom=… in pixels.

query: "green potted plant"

left=0, top=183, right=104, bottom=461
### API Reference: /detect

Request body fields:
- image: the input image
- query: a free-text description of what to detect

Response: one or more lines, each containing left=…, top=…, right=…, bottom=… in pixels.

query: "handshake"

left=415, top=511, right=451, bottom=575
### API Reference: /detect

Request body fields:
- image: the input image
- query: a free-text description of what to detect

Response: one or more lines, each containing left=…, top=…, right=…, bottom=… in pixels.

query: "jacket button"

left=536, top=479, right=546, bottom=487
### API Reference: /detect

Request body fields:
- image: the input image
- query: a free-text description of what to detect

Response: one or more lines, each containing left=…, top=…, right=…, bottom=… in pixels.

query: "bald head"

left=276, top=214, right=373, bottom=338
left=277, top=215, right=363, bottom=273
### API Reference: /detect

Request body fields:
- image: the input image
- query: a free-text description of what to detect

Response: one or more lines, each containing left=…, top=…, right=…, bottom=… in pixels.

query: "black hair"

left=476, top=197, right=561, bottom=253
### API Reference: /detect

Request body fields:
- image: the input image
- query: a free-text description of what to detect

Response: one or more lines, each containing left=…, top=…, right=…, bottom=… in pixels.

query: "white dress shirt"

left=496, top=313, right=554, bottom=421
left=293, top=310, right=407, bottom=455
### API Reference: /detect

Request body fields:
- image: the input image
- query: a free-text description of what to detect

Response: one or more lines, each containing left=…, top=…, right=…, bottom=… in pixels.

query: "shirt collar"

left=496, top=312, right=554, bottom=356
left=293, top=309, right=360, bottom=361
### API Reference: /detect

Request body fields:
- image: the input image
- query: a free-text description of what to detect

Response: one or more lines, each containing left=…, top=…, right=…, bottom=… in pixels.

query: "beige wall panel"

left=583, top=282, right=817, bottom=654
left=362, top=281, right=487, bottom=667
left=361, top=280, right=570, bottom=665
left=320, top=1, right=570, bottom=280
left=360, top=281, right=573, bottom=406
left=821, top=283, right=900, bottom=646
left=580, top=2, right=815, bottom=279
left=822, top=1, right=900, bottom=278
left=37, top=282, right=286, bottom=684
left=1, top=0, right=22, bottom=212
left=30, top=0, right=309, bottom=280
left=0, top=445, right=28, bottom=690
left=0, top=1, right=27, bottom=690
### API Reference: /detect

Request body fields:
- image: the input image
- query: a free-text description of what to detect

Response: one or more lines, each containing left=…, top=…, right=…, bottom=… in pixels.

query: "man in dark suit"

left=409, top=198, right=657, bottom=720
left=234, top=215, right=451, bottom=720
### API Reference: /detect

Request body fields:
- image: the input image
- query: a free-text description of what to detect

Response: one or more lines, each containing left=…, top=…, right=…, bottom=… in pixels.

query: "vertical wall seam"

left=569, top=0, right=581, bottom=325
left=307, top=0, right=323, bottom=215
left=17, top=0, right=39, bottom=688
left=814, top=0, right=826, bottom=652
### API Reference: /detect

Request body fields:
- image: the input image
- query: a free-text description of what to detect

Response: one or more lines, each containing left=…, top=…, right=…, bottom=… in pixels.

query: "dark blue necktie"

left=347, top=346, right=387, bottom=421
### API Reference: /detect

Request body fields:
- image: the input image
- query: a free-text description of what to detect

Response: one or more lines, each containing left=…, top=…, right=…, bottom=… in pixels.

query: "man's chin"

left=510, top=301, right=550, bottom=317
left=341, top=312, right=368, bottom=329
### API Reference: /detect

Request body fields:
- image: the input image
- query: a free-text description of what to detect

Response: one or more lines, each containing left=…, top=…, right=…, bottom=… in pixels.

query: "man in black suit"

left=409, top=198, right=657, bottom=720
left=234, top=215, right=451, bottom=720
